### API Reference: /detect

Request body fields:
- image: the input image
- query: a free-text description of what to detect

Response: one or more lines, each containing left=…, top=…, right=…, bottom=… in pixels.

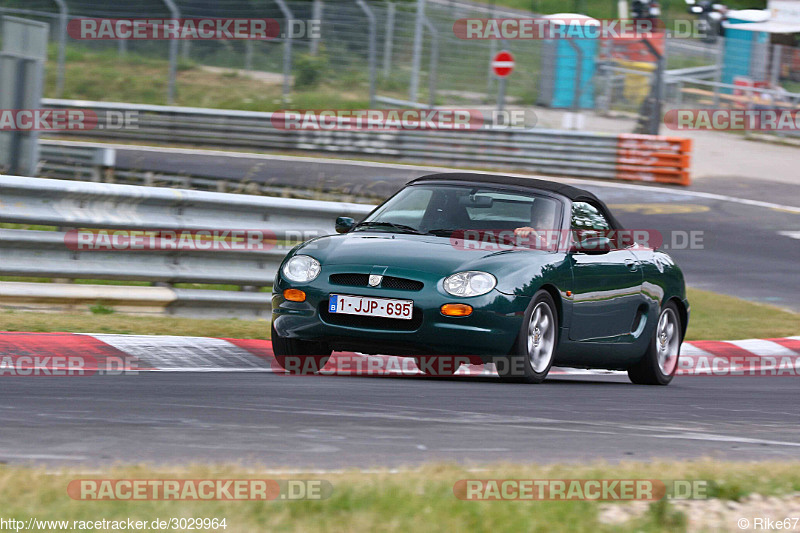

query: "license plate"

left=328, top=294, right=413, bottom=320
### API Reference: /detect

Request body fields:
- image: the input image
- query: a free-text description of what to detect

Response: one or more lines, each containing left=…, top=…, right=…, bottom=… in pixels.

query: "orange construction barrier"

left=616, top=134, right=692, bottom=186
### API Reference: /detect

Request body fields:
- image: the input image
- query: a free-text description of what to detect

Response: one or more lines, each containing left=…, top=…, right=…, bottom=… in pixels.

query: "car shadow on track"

left=274, top=371, right=633, bottom=386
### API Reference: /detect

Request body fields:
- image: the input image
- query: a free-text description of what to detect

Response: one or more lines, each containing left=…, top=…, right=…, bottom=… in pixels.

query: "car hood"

left=296, top=232, right=555, bottom=290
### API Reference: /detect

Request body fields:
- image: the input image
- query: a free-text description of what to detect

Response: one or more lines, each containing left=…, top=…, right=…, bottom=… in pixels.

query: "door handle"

left=624, top=259, right=638, bottom=272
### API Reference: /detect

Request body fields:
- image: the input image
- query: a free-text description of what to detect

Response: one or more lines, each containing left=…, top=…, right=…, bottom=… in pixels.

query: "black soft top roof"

left=407, top=173, right=601, bottom=203
left=406, top=172, right=623, bottom=228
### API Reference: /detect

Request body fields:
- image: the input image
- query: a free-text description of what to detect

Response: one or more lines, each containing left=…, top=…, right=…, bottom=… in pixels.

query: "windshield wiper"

left=354, top=221, right=425, bottom=234
left=425, top=228, right=459, bottom=236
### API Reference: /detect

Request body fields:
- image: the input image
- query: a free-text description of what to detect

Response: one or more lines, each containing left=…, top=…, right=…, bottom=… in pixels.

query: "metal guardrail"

left=0, top=175, right=374, bottom=319
left=38, top=141, right=356, bottom=199
left=665, top=65, right=719, bottom=82
left=38, top=141, right=115, bottom=182
left=40, top=99, right=692, bottom=186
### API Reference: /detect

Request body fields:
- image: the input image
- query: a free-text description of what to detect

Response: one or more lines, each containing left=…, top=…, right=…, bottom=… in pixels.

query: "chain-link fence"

left=0, top=0, right=623, bottom=111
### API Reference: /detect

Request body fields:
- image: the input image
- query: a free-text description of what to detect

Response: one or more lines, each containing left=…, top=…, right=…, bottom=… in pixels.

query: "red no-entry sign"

left=492, top=50, right=515, bottom=78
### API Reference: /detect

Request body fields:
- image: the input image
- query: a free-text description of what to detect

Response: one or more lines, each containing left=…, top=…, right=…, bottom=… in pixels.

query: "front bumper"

left=272, top=265, right=530, bottom=356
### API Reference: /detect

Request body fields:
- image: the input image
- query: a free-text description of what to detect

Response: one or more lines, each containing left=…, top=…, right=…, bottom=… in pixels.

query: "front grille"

left=329, top=273, right=424, bottom=291
left=329, top=273, right=370, bottom=287
left=380, top=277, right=424, bottom=291
left=320, top=304, right=423, bottom=331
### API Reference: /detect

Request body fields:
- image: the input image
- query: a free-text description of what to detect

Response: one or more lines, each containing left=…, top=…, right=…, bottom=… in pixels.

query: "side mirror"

left=335, top=216, right=356, bottom=234
left=571, top=236, right=611, bottom=255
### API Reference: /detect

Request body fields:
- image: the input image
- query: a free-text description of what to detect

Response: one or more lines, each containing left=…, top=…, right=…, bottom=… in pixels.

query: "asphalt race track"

left=1, top=372, right=799, bottom=467
left=7, top=144, right=797, bottom=468
left=102, top=143, right=800, bottom=311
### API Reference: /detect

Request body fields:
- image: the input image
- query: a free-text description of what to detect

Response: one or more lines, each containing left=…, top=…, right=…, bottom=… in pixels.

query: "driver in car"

left=514, top=198, right=558, bottom=239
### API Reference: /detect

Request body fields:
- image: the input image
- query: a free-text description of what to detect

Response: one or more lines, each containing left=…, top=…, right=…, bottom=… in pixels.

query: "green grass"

left=0, top=287, right=795, bottom=340
left=684, top=287, right=799, bottom=341
left=0, top=460, right=798, bottom=533
left=0, top=309, right=270, bottom=339
left=43, top=45, right=375, bottom=111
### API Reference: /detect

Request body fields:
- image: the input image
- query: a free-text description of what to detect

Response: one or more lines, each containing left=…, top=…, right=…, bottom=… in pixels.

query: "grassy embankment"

left=0, top=460, right=798, bottom=532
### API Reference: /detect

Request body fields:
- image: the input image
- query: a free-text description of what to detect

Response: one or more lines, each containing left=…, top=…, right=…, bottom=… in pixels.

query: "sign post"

left=491, top=50, right=515, bottom=113
left=0, top=17, right=48, bottom=176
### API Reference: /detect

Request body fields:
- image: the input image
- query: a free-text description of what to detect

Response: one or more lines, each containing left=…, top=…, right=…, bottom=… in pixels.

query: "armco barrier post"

left=409, top=0, right=426, bottom=103
left=355, top=0, right=377, bottom=108
left=311, top=0, right=323, bottom=56
left=274, top=0, right=293, bottom=104
left=382, top=2, right=395, bottom=78
left=162, top=0, right=180, bottom=105
left=423, top=16, right=438, bottom=108
left=53, top=0, right=67, bottom=98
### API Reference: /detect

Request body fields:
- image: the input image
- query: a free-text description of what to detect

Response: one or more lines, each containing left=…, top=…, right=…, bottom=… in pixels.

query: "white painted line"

left=143, top=368, right=275, bottom=373
left=680, top=343, right=716, bottom=357
left=438, top=448, right=511, bottom=452
left=728, top=339, right=799, bottom=356
left=652, top=432, right=800, bottom=448
left=0, top=453, right=89, bottom=460
left=85, top=334, right=272, bottom=370
left=778, top=230, right=800, bottom=239
left=45, top=140, right=800, bottom=213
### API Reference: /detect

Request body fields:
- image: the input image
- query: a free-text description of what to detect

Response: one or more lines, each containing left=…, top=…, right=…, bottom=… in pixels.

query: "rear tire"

left=271, top=323, right=331, bottom=374
left=497, top=290, right=558, bottom=384
left=628, top=301, right=682, bottom=385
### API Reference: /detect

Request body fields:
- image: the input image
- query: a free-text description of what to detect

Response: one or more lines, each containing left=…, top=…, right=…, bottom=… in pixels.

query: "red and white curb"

left=0, top=332, right=798, bottom=377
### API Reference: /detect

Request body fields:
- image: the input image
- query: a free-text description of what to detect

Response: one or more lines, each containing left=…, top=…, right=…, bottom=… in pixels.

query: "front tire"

left=628, top=301, right=682, bottom=385
left=497, top=290, right=558, bottom=384
left=271, top=323, right=331, bottom=374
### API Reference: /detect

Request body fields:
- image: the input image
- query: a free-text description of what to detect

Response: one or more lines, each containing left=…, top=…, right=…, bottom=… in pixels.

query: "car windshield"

left=356, top=184, right=563, bottom=248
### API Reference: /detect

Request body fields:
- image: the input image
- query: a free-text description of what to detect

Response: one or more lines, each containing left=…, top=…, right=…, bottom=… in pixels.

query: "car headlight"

left=443, top=271, right=496, bottom=297
left=282, top=255, right=321, bottom=283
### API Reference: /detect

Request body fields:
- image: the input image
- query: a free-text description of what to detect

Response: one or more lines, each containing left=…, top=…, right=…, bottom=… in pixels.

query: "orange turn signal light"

left=283, top=289, right=306, bottom=302
left=441, top=303, right=473, bottom=317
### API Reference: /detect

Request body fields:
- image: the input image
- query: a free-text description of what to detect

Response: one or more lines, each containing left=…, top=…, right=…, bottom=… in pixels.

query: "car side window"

left=571, top=202, right=611, bottom=245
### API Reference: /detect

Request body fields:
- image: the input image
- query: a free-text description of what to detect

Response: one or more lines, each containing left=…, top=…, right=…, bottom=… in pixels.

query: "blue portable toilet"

left=722, top=10, right=772, bottom=85
left=537, top=14, right=598, bottom=109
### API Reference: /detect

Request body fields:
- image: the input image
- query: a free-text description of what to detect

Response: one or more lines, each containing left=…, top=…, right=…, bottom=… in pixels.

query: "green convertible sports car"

left=271, top=173, right=689, bottom=385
